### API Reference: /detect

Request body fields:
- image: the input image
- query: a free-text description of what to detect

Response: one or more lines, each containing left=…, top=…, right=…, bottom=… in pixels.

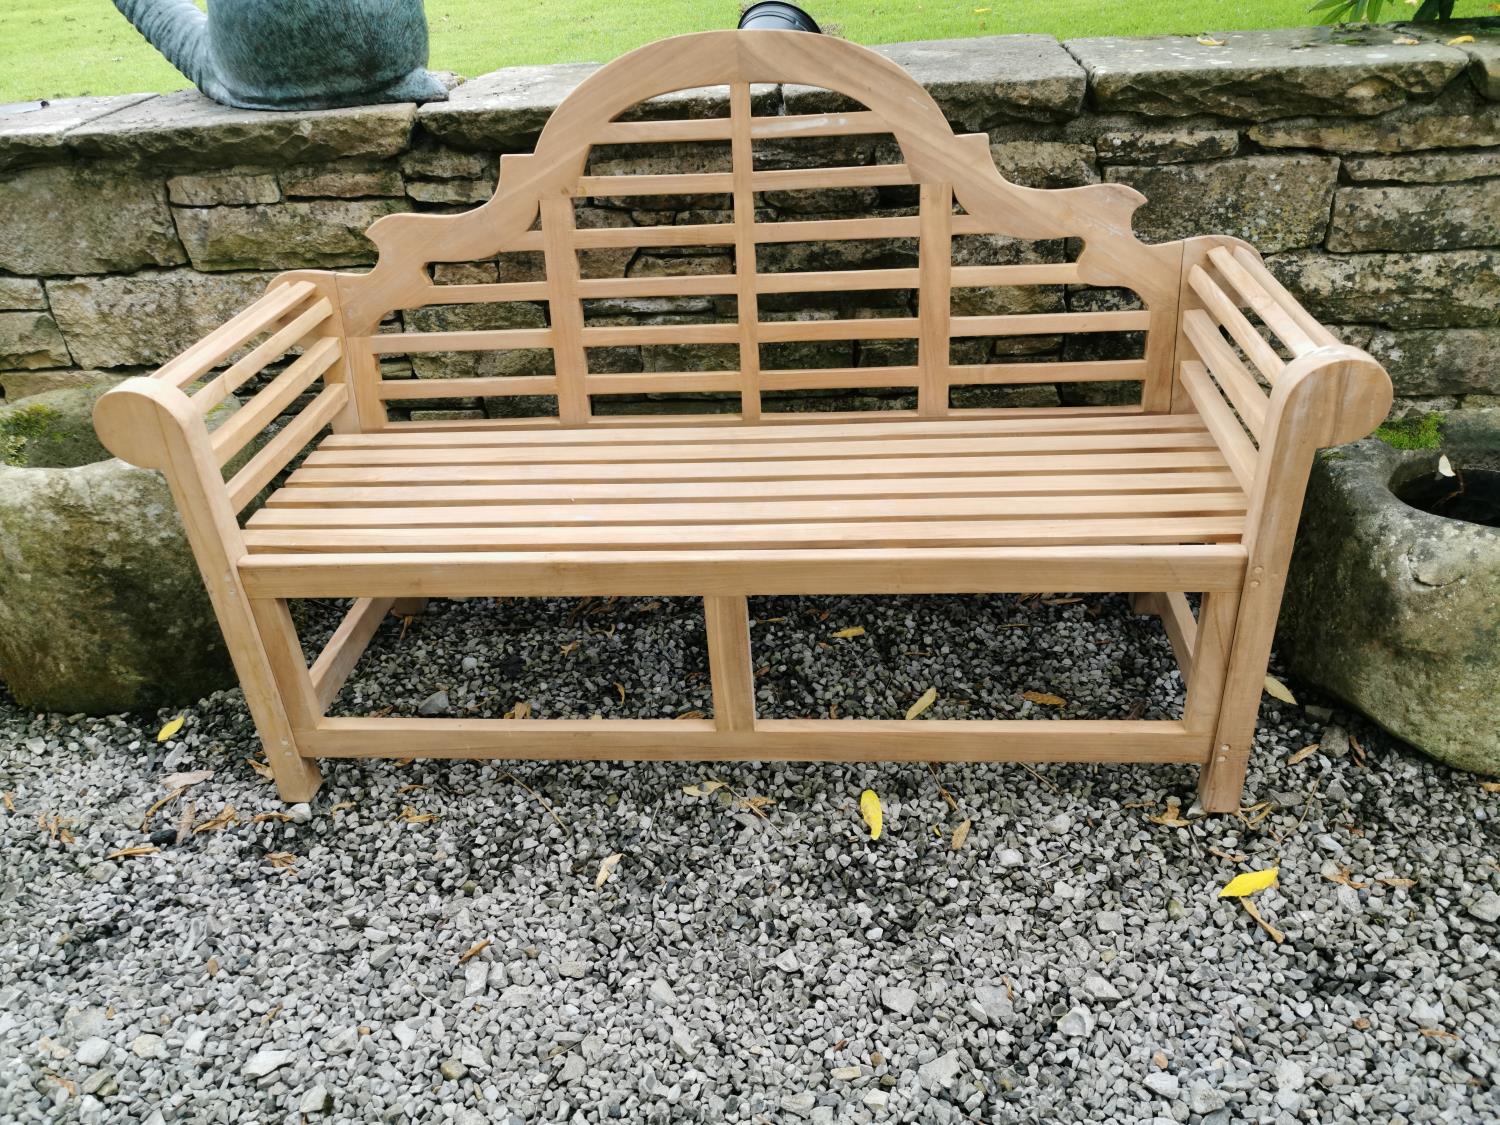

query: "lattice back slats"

left=730, top=82, right=763, bottom=420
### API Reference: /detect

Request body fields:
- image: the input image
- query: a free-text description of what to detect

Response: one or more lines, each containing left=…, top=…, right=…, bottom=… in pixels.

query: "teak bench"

left=95, top=30, right=1392, bottom=811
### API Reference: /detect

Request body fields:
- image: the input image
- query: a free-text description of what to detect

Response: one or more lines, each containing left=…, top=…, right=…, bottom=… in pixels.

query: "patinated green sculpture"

left=112, top=0, right=448, bottom=110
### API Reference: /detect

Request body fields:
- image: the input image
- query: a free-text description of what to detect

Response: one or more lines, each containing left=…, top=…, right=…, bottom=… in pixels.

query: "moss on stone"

left=1374, top=412, right=1444, bottom=450
left=0, top=403, right=63, bottom=466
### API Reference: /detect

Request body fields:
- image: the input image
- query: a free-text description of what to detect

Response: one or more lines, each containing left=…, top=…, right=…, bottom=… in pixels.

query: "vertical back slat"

left=540, top=196, right=592, bottom=424
left=917, top=182, right=953, bottom=417
left=730, top=82, right=762, bottom=421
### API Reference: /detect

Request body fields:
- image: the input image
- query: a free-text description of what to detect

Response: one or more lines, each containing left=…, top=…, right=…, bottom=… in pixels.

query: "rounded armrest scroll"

left=93, top=377, right=206, bottom=471
left=1267, top=344, right=1393, bottom=451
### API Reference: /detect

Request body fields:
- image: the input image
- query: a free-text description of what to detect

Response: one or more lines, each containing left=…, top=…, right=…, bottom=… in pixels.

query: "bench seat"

left=234, top=411, right=1250, bottom=597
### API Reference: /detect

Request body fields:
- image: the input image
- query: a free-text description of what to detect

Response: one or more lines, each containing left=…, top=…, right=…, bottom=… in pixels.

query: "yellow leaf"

left=614, top=682, right=626, bottom=705
left=905, top=687, right=937, bottom=720
left=974, top=6, right=991, bottom=12
left=1287, top=743, right=1319, bottom=766
left=1219, top=866, right=1279, bottom=898
left=860, top=789, right=883, bottom=840
left=1447, top=34, right=1476, bottom=44
left=1263, top=675, right=1297, bottom=705
left=595, top=852, right=622, bottom=888
left=1197, top=35, right=1226, bottom=46
left=1022, top=690, right=1067, bottom=708
left=506, top=700, right=531, bottom=720
left=156, top=714, right=185, bottom=742
left=682, top=780, right=726, bottom=797
left=951, top=819, right=971, bottom=851
left=1479, top=781, right=1500, bottom=794
left=830, top=626, right=866, bottom=639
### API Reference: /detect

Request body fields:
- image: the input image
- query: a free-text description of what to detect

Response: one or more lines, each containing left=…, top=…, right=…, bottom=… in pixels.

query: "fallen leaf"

left=1147, top=797, right=1192, bottom=828
left=193, top=806, right=239, bottom=834
left=506, top=700, right=531, bottom=720
left=1420, top=1027, right=1459, bottom=1041
left=1287, top=743, right=1320, bottom=766
left=1479, top=781, right=1500, bottom=794
left=1353, top=1016, right=1371, bottom=1030
left=1219, top=866, right=1279, bottom=898
left=398, top=806, right=439, bottom=825
left=1350, top=732, right=1367, bottom=766
left=1377, top=876, right=1417, bottom=888
left=252, top=811, right=292, bottom=824
left=1447, top=34, right=1476, bottom=44
left=1239, top=897, right=1285, bottom=943
left=860, top=789, right=883, bottom=840
left=458, top=939, right=491, bottom=964
left=264, top=852, right=297, bottom=872
left=737, top=794, right=775, bottom=818
left=1022, top=690, right=1067, bottom=708
left=205, top=957, right=219, bottom=977
left=905, top=687, right=938, bottom=720
left=1, top=792, right=13, bottom=813
left=682, top=780, right=727, bottom=797
left=1437, top=454, right=1455, bottom=478
left=175, top=801, right=195, bottom=845
left=246, top=757, right=274, bottom=781
left=613, top=682, right=626, bottom=705
left=674, top=710, right=705, bottom=720
left=830, top=626, right=866, bottom=640
left=330, top=801, right=355, bottom=815
left=1392, top=35, right=1421, bottom=45
left=1263, top=675, right=1297, bottom=705
left=951, top=819, right=971, bottom=851
left=396, top=784, right=426, bottom=794
left=1209, top=846, right=1248, bottom=863
left=1324, top=866, right=1368, bottom=890
left=1197, top=35, right=1227, bottom=46
left=105, top=845, right=159, bottom=859
left=156, top=714, right=185, bottom=742
left=595, top=852, right=622, bottom=888
left=1040, top=596, right=1082, bottom=606
left=160, top=770, right=213, bottom=791
left=559, top=640, right=581, bottom=657
left=140, top=786, right=188, bottom=832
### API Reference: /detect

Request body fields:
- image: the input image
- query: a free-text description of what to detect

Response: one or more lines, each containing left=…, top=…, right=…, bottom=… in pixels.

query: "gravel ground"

left=1, top=592, right=1497, bottom=1125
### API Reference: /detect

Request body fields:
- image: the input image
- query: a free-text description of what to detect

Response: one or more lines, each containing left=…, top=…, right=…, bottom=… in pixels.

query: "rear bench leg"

left=391, top=598, right=429, bottom=617
left=704, top=596, right=755, bottom=732
left=245, top=598, right=325, bottom=803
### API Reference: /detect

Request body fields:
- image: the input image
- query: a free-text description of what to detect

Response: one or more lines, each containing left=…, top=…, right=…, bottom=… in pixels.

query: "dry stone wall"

left=1, top=22, right=1496, bottom=415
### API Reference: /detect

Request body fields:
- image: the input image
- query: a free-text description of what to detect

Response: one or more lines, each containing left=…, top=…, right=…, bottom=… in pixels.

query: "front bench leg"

left=245, top=598, right=325, bottom=803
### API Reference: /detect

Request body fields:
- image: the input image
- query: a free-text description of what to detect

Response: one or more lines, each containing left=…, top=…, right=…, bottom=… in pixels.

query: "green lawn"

left=0, top=0, right=1490, bottom=104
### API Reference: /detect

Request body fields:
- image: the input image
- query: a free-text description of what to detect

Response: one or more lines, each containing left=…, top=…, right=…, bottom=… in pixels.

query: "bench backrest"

left=315, top=29, right=1185, bottom=431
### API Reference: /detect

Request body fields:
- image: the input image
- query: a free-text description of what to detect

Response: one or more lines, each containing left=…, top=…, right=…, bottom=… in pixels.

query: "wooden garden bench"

left=94, top=30, right=1392, bottom=812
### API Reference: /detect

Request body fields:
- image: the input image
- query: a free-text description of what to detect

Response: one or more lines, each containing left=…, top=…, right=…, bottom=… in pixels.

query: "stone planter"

left=1278, top=409, right=1500, bottom=775
left=0, top=381, right=243, bottom=713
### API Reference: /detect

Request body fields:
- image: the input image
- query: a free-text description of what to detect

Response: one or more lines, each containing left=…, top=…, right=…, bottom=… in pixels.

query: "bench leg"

left=704, top=596, right=755, bottom=732
left=244, top=598, right=324, bottom=803
left=1198, top=581, right=1276, bottom=814
left=391, top=597, right=429, bottom=617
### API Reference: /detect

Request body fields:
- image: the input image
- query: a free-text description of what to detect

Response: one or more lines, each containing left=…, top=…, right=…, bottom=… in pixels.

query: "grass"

left=1, top=0, right=1491, bottom=104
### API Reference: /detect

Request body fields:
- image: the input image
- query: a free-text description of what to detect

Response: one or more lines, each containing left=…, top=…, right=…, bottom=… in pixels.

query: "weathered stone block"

left=1343, top=150, right=1500, bottom=183
left=0, top=312, right=70, bottom=370
left=1329, top=181, right=1500, bottom=253
left=399, top=147, right=496, bottom=180
left=1357, top=327, right=1500, bottom=396
left=173, top=198, right=409, bottom=271
left=0, top=164, right=186, bottom=277
left=45, top=269, right=282, bottom=368
left=406, top=179, right=494, bottom=205
left=786, top=36, right=1086, bottom=127
left=0, top=368, right=131, bottom=404
left=1105, top=155, right=1337, bottom=253
left=989, top=142, right=1098, bottom=187
left=419, top=63, right=598, bottom=150
left=1250, top=90, right=1500, bottom=153
left=167, top=171, right=281, bottom=206
left=64, top=91, right=416, bottom=168
left=279, top=163, right=405, bottom=199
left=402, top=301, right=549, bottom=379
left=1066, top=27, right=1466, bottom=119
left=0, top=94, right=154, bottom=171
left=1088, top=125, right=1240, bottom=165
left=0, top=278, right=46, bottom=311
left=1268, top=250, right=1500, bottom=329
left=1396, top=20, right=1500, bottom=101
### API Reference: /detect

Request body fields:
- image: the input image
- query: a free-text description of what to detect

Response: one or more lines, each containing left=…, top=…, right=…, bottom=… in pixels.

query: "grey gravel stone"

left=242, top=1048, right=292, bottom=1077
left=1470, top=892, right=1500, bottom=924
left=647, top=979, right=677, bottom=1007
left=287, top=802, right=312, bottom=824
left=74, top=1037, right=110, bottom=1066
left=299, top=1084, right=332, bottom=1114
left=1058, top=1007, right=1094, bottom=1038
left=881, top=986, right=918, bottom=1015
left=780, top=1092, right=816, bottom=1118
left=1143, top=1071, right=1180, bottom=1098
left=997, top=848, right=1025, bottom=867
left=918, top=1051, right=962, bottom=1091
left=418, top=689, right=450, bottom=715
left=130, top=1033, right=165, bottom=1060
left=1083, top=973, right=1122, bottom=1002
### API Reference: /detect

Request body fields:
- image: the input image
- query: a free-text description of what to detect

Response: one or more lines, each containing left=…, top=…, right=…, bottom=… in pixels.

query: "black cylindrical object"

left=738, top=3, right=821, bottom=33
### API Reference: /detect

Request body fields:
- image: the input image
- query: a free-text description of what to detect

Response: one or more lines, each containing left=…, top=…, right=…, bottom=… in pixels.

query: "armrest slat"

left=226, top=383, right=350, bottom=513
left=1230, top=247, right=1339, bottom=348
left=1206, top=247, right=1317, bottom=358
left=1181, top=360, right=1257, bottom=495
left=1181, top=310, right=1268, bottom=439
left=212, top=337, right=342, bottom=467
left=1187, top=266, right=1284, bottom=384
left=192, top=298, right=333, bottom=412
left=156, top=281, right=317, bottom=389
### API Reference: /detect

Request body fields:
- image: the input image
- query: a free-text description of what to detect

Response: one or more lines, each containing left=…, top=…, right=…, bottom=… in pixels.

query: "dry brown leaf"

left=38, top=814, right=76, bottom=845
left=1324, top=866, right=1368, bottom=890
left=1353, top=1016, right=1371, bottom=1030
left=674, top=710, right=705, bottom=720
left=398, top=806, right=439, bottom=825
left=1350, top=732, right=1367, bottom=766
left=175, top=801, right=196, bottom=845
left=1209, top=846, right=1248, bottom=863
left=682, top=780, right=727, bottom=797
left=330, top=801, right=355, bottom=815
left=458, top=939, right=491, bottom=964
left=1040, top=596, right=1082, bottom=606
left=905, top=687, right=938, bottom=720
left=394, top=757, right=415, bottom=768
left=1263, top=675, right=1297, bottom=705
left=830, top=626, right=866, bottom=639
left=160, top=770, right=214, bottom=791
left=1239, top=897, right=1285, bottom=943
left=106, top=845, right=159, bottom=859
left=246, top=757, right=274, bottom=781
left=1197, top=35, right=1227, bottom=46
left=738, top=794, right=776, bottom=818
left=1022, top=690, right=1066, bottom=708
left=252, top=811, right=292, bottom=824
left=613, top=682, right=626, bottom=705
left=1479, top=781, right=1500, bottom=794
left=560, top=640, right=581, bottom=657
left=1147, top=797, right=1192, bottom=828
left=1287, top=743, right=1320, bottom=766
left=396, top=784, right=427, bottom=794
left=205, top=956, right=219, bottom=977
left=1420, top=1027, right=1459, bottom=1041
left=1392, top=35, right=1421, bottom=45
left=2, top=792, right=13, bottom=813
left=264, top=852, right=297, bottom=872
left=951, top=819, right=971, bottom=851
left=140, top=786, right=188, bottom=832
left=506, top=700, right=532, bottom=720
left=193, top=806, right=238, bottom=835
left=595, top=852, right=622, bottom=888
left=1377, top=876, right=1417, bottom=888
